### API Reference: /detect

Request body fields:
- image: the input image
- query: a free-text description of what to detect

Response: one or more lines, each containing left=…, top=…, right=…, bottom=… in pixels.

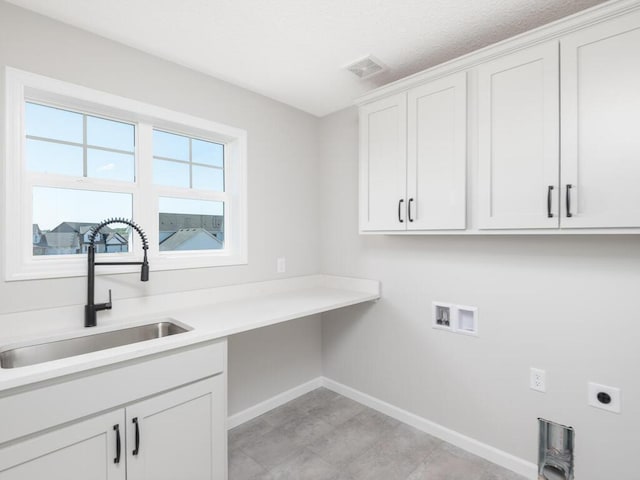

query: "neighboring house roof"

left=105, top=232, right=128, bottom=245
left=52, top=222, right=115, bottom=236
left=159, top=228, right=222, bottom=251
left=51, top=222, right=94, bottom=233
left=159, top=231, right=175, bottom=243
left=159, top=213, right=223, bottom=232
left=44, top=232, right=80, bottom=249
left=32, top=222, right=129, bottom=253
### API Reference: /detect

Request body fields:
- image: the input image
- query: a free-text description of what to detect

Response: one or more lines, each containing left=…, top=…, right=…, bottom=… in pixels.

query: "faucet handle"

left=106, top=289, right=112, bottom=310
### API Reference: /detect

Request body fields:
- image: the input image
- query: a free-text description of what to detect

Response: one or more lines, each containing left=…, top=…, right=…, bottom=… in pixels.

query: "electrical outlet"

left=276, top=257, right=286, bottom=273
left=588, top=382, right=621, bottom=413
left=530, top=368, right=546, bottom=393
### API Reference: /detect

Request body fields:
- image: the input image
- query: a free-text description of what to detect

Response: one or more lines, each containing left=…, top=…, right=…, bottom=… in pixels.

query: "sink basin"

left=0, top=320, right=191, bottom=369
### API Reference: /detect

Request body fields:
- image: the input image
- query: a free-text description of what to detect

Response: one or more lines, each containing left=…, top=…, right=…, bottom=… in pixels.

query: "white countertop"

left=0, top=275, right=379, bottom=393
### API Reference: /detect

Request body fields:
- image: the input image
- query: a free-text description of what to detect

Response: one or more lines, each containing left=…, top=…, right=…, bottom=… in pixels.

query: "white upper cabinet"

left=358, top=3, right=640, bottom=234
left=360, top=73, right=467, bottom=232
left=359, top=93, right=408, bottom=231
left=407, top=72, right=467, bottom=230
left=477, top=42, right=560, bottom=229
left=560, top=11, right=640, bottom=228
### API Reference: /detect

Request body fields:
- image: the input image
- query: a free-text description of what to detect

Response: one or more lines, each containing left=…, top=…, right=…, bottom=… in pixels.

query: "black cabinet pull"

left=132, top=417, right=140, bottom=456
left=566, top=184, right=573, bottom=218
left=398, top=199, right=405, bottom=223
left=408, top=198, right=414, bottom=222
left=113, top=424, right=121, bottom=464
left=547, top=186, right=554, bottom=218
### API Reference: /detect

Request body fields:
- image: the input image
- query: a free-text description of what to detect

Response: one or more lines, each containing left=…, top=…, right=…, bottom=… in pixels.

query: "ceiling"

left=6, top=0, right=606, bottom=117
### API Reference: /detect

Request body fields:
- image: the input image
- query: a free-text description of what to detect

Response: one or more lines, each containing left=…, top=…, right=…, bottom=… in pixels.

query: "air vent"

left=345, top=56, right=387, bottom=79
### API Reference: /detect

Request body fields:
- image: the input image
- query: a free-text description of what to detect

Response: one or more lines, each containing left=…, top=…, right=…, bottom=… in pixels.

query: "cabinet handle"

left=408, top=198, right=414, bottom=222
left=566, top=184, right=573, bottom=218
left=113, top=424, right=121, bottom=464
left=547, top=186, right=554, bottom=218
left=398, top=199, right=405, bottom=223
left=132, top=417, right=140, bottom=456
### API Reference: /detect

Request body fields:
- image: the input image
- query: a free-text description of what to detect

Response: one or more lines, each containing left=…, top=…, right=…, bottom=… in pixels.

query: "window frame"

left=4, top=67, right=248, bottom=281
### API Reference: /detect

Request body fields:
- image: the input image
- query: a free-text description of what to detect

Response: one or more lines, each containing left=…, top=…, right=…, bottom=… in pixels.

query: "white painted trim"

left=4, top=67, right=248, bottom=281
left=226, top=374, right=536, bottom=478
left=321, top=377, right=537, bottom=479
left=227, top=377, right=323, bottom=430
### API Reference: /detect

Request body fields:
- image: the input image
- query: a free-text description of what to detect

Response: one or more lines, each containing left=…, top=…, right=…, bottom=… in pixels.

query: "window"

left=32, top=187, right=133, bottom=256
left=26, top=102, right=136, bottom=182
left=152, top=130, right=226, bottom=253
left=153, top=130, right=224, bottom=191
left=4, top=68, right=247, bottom=280
left=158, top=198, right=224, bottom=252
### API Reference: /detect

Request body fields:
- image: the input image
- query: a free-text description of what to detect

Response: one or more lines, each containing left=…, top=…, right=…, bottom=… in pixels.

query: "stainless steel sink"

left=0, top=320, right=191, bottom=369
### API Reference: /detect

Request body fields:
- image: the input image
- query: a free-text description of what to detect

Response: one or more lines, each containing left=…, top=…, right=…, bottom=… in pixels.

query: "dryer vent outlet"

left=538, top=418, right=574, bottom=480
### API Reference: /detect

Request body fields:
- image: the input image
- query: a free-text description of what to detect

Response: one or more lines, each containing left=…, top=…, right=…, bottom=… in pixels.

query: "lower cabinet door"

left=126, top=376, right=226, bottom=480
left=0, top=410, right=126, bottom=480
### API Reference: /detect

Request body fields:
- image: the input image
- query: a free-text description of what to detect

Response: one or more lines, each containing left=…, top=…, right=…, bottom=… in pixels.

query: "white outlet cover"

left=530, top=368, right=546, bottom=393
left=276, top=257, right=286, bottom=273
left=588, top=382, right=621, bottom=413
left=456, top=305, right=478, bottom=336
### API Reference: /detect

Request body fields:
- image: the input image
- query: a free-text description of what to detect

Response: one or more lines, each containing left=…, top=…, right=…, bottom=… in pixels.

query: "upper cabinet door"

left=478, top=42, right=560, bottom=229
left=560, top=11, right=640, bottom=228
left=407, top=72, right=467, bottom=230
left=359, top=93, right=408, bottom=231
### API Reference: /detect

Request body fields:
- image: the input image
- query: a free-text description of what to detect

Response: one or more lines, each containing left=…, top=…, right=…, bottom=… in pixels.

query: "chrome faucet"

left=85, top=218, right=149, bottom=328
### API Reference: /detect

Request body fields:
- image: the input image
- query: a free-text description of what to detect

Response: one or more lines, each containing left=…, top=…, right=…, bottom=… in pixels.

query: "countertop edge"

left=0, top=275, right=380, bottom=393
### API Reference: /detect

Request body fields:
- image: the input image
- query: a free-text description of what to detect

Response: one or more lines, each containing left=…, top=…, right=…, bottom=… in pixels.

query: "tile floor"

left=229, top=388, right=527, bottom=480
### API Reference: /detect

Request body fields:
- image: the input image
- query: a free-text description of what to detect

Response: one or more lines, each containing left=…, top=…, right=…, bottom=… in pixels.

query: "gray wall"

left=319, top=107, right=639, bottom=480
left=0, top=1, right=323, bottom=414
left=2, top=2, right=637, bottom=476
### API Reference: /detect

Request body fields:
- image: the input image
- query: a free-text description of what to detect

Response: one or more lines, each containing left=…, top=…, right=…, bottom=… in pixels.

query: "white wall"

left=0, top=1, right=323, bottom=412
left=319, top=107, right=640, bottom=480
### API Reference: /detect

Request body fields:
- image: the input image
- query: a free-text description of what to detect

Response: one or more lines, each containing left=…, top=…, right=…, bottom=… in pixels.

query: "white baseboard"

left=321, top=377, right=537, bottom=480
left=227, top=377, right=323, bottom=429
left=227, top=375, right=536, bottom=478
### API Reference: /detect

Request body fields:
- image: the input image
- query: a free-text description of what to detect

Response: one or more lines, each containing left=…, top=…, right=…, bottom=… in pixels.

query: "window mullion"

left=25, top=172, right=138, bottom=194
left=82, top=114, right=88, bottom=177
left=188, top=138, right=193, bottom=189
left=137, top=122, right=157, bottom=258
left=152, top=186, right=229, bottom=203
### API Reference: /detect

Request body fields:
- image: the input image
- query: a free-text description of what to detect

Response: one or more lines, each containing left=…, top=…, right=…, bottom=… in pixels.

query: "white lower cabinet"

left=0, top=410, right=126, bottom=480
left=0, top=377, right=224, bottom=480
left=0, top=340, right=227, bottom=480
left=126, top=377, right=225, bottom=480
